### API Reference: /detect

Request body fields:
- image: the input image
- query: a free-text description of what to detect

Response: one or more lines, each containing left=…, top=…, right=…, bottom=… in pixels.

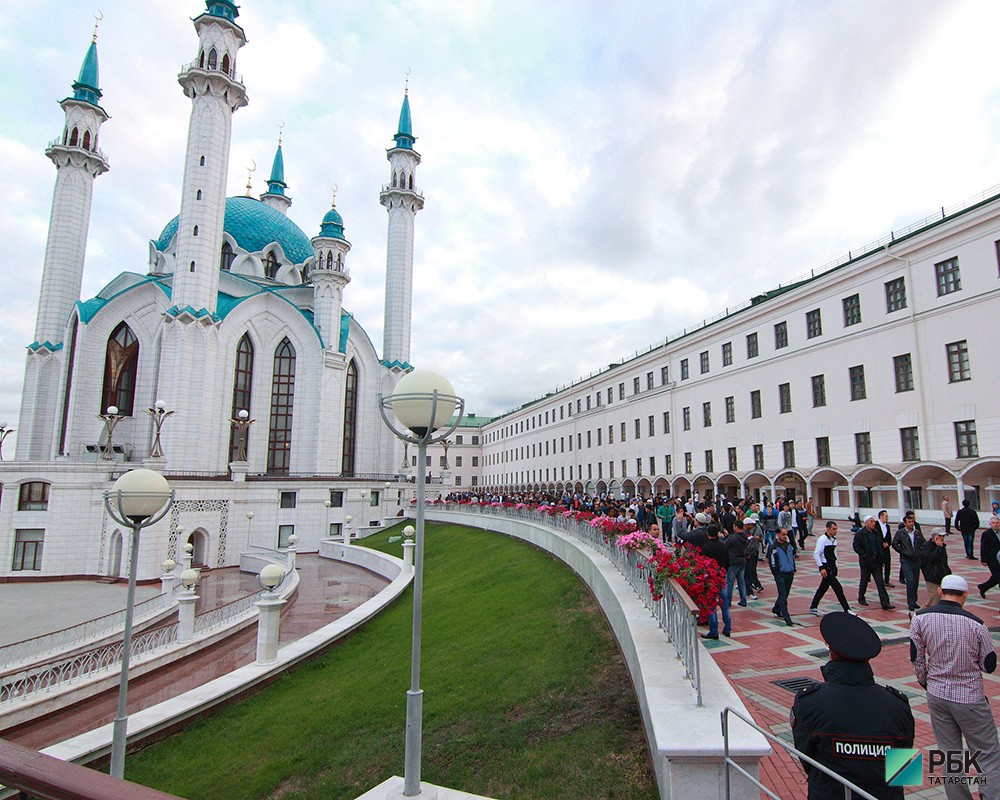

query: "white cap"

left=941, top=575, right=969, bottom=593
left=863, top=514, right=876, bottom=523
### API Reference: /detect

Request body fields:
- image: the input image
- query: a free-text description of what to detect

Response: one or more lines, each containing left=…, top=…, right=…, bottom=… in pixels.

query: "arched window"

left=392, top=172, right=398, bottom=188
left=228, top=332, right=254, bottom=462
left=193, top=225, right=199, bottom=236
left=199, top=50, right=205, bottom=68
left=326, top=251, right=333, bottom=269
left=408, top=174, right=414, bottom=190
left=264, top=251, right=279, bottom=279
left=220, top=241, right=235, bottom=271
left=69, top=127, right=79, bottom=147
left=100, top=322, right=139, bottom=415
left=342, top=360, right=358, bottom=476
left=82, top=130, right=91, bottom=150
left=267, top=338, right=296, bottom=474
left=207, top=48, right=217, bottom=69
left=336, top=252, right=343, bottom=269
left=221, top=53, right=230, bottom=75
left=196, top=189, right=202, bottom=200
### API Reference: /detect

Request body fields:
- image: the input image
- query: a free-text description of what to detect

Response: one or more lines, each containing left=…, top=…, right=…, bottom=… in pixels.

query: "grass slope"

left=124, top=523, right=658, bottom=799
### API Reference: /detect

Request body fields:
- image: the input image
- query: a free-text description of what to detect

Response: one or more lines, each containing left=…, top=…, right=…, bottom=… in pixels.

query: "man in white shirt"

left=809, top=520, right=854, bottom=615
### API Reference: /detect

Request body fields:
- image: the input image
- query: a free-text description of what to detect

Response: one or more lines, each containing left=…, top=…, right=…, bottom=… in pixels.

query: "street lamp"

left=245, top=511, right=255, bottom=550
left=103, top=468, right=173, bottom=778
left=99, top=406, right=123, bottom=461
left=143, top=400, right=174, bottom=459
left=230, top=408, right=254, bottom=462
left=0, top=422, right=13, bottom=461
left=379, top=370, right=464, bottom=797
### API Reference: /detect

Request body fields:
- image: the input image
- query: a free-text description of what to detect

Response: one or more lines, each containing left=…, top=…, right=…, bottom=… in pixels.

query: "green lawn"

left=124, top=522, right=658, bottom=799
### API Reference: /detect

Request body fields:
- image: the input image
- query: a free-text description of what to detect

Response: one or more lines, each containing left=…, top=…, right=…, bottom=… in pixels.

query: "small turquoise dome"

left=73, top=41, right=102, bottom=105
left=318, top=205, right=346, bottom=240
left=155, top=196, right=313, bottom=265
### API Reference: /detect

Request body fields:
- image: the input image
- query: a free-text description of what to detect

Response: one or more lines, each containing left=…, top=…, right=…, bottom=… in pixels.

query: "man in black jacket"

left=700, top=525, right=730, bottom=640
left=792, top=613, right=914, bottom=799
left=977, top=515, right=1000, bottom=598
left=853, top=515, right=895, bottom=610
left=955, top=499, right=980, bottom=559
left=892, top=515, right=926, bottom=612
left=920, top=528, right=951, bottom=607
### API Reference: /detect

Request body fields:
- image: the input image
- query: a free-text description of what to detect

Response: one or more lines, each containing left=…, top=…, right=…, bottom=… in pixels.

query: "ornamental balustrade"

left=435, top=503, right=703, bottom=705
left=0, top=563, right=295, bottom=707
left=0, top=590, right=175, bottom=673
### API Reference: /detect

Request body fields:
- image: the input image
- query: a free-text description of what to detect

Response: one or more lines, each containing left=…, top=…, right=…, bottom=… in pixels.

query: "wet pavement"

left=3, top=554, right=389, bottom=749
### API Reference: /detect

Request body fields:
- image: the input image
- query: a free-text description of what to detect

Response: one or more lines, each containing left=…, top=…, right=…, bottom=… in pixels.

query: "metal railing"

left=436, top=504, right=702, bottom=704
left=721, top=706, right=879, bottom=800
left=0, top=590, right=175, bottom=672
left=193, top=591, right=260, bottom=636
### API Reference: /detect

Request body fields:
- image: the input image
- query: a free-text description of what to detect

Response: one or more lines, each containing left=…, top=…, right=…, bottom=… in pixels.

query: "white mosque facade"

left=0, top=1, right=421, bottom=579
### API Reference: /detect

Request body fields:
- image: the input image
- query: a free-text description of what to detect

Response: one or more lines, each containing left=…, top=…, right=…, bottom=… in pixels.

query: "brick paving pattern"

left=703, top=523, right=1000, bottom=798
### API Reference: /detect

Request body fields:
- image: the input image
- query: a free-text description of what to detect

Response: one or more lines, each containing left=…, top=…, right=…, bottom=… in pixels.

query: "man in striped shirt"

left=910, top=574, right=999, bottom=798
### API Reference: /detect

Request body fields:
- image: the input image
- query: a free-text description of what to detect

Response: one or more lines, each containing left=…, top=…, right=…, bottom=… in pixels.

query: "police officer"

left=791, top=612, right=914, bottom=799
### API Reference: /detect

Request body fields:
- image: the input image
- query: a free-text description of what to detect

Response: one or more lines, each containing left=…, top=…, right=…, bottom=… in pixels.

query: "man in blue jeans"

left=700, top=525, right=731, bottom=639
left=767, top=527, right=797, bottom=626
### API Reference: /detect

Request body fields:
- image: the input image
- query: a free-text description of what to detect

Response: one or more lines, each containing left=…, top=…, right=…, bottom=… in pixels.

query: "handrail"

left=0, top=591, right=174, bottom=672
left=721, top=706, right=880, bottom=800
left=0, top=735, right=184, bottom=799
left=435, top=504, right=702, bottom=704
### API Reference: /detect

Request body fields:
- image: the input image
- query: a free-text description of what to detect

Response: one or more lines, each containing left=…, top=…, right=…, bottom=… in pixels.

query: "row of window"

left=487, top=258, right=970, bottom=444
left=486, top=419, right=980, bottom=485
left=409, top=455, right=480, bottom=467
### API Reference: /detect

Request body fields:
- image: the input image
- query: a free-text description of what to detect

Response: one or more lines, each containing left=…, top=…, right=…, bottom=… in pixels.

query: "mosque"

left=1, top=1, right=420, bottom=579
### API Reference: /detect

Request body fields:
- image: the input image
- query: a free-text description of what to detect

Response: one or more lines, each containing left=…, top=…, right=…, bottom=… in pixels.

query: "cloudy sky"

left=2, top=1, right=999, bottom=449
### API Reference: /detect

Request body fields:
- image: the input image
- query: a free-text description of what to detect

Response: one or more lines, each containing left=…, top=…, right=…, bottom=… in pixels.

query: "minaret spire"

left=380, top=83, right=423, bottom=370
left=260, top=123, right=292, bottom=215
left=19, top=32, right=110, bottom=459
left=169, top=0, right=248, bottom=315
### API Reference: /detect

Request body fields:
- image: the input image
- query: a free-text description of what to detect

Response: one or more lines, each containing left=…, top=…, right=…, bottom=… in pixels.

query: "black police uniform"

left=791, top=613, right=915, bottom=799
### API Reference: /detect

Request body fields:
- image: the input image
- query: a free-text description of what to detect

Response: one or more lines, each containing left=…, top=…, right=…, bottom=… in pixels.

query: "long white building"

left=479, top=189, right=1000, bottom=524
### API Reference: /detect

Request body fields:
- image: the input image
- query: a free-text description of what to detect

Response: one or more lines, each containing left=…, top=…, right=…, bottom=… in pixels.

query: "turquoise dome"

left=154, top=196, right=313, bottom=265
left=318, top=206, right=347, bottom=240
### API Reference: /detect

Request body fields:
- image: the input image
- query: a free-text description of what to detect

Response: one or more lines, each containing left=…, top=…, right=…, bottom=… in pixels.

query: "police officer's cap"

left=819, top=612, right=882, bottom=661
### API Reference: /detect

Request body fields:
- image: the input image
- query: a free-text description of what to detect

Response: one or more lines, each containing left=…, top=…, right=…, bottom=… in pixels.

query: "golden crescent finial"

left=93, top=12, right=104, bottom=43
left=245, top=159, right=256, bottom=197
left=331, top=184, right=338, bottom=207
left=404, top=68, right=410, bottom=95
left=278, top=121, right=285, bottom=147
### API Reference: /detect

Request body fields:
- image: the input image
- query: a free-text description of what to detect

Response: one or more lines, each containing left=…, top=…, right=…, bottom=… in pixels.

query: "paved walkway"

left=703, top=524, right=999, bottom=799
left=3, top=554, right=389, bottom=750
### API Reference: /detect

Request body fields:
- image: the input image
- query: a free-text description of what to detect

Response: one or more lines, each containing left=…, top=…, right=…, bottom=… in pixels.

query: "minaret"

left=18, top=26, right=110, bottom=460
left=311, top=192, right=352, bottom=349
left=379, top=84, right=423, bottom=369
left=34, top=29, right=110, bottom=346
left=260, top=130, right=291, bottom=215
left=170, top=0, right=248, bottom=315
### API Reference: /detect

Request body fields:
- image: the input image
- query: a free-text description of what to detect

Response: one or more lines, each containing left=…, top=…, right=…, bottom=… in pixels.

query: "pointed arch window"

left=392, top=172, right=398, bottom=188
left=325, top=251, right=333, bottom=269
left=264, top=251, right=279, bottom=280
left=199, top=50, right=205, bottom=68
left=207, top=48, right=218, bottom=70
left=82, top=130, right=91, bottom=150
left=220, top=241, right=235, bottom=271
left=69, top=127, right=79, bottom=147
left=221, top=53, right=231, bottom=75
left=267, top=338, right=296, bottom=474
left=408, top=174, right=414, bottom=190
left=101, top=322, right=139, bottom=415
left=342, top=360, right=358, bottom=476
left=228, top=333, right=254, bottom=462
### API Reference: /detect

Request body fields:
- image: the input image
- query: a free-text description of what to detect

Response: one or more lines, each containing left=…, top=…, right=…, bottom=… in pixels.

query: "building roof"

left=154, top=196, right=314, bottom=265
left=72, top=41, right=102, bottom=105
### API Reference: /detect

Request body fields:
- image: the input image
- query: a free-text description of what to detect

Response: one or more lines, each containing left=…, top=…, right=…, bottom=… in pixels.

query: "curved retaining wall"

left=32, top=544, right=411, bottom=774
left=426, top=509, right=769, bottom=800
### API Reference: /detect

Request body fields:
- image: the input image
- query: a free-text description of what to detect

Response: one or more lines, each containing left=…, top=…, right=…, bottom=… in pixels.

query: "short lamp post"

left=103, top=468, right=173, bottom=779
left=245, top=511, right=255, bottom=550
left=230, top=409, right=254, bottom=462
left=160, top=558, right=177, bottom=595
left=0, top=423, right=13, bottom=461
left=99, top=406, right=123, bottom=461
left=344, top=514, right=353, bottom=545
left=177, top=568, right=199, bottom=643
left=378, top=370, right=464, bottom=797
left=255, top=563, right=287, bottom=664
left=383, top=480, right=392, bottom=523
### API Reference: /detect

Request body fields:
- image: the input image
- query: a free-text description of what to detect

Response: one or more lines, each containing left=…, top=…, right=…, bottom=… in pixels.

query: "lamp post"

left=344, top=514, right=353, bottom=545
left=230, top=409, right=254, bottom=462
left=99, top=406, right=123, bottom=460
left=255, top=563, right=286, bottom=664
left=0, top=423, right=13, bottom=461
left=103, top=468, right=173, bottom=779
left=379, top=370, right=464, bottom=797
left=177, top=568, right=199, bottom=642
left=383, top=480, right=392, bottom=523
left=245, top=511, right=255, bottom=550
left=143, top=400, right=174, bottom=459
